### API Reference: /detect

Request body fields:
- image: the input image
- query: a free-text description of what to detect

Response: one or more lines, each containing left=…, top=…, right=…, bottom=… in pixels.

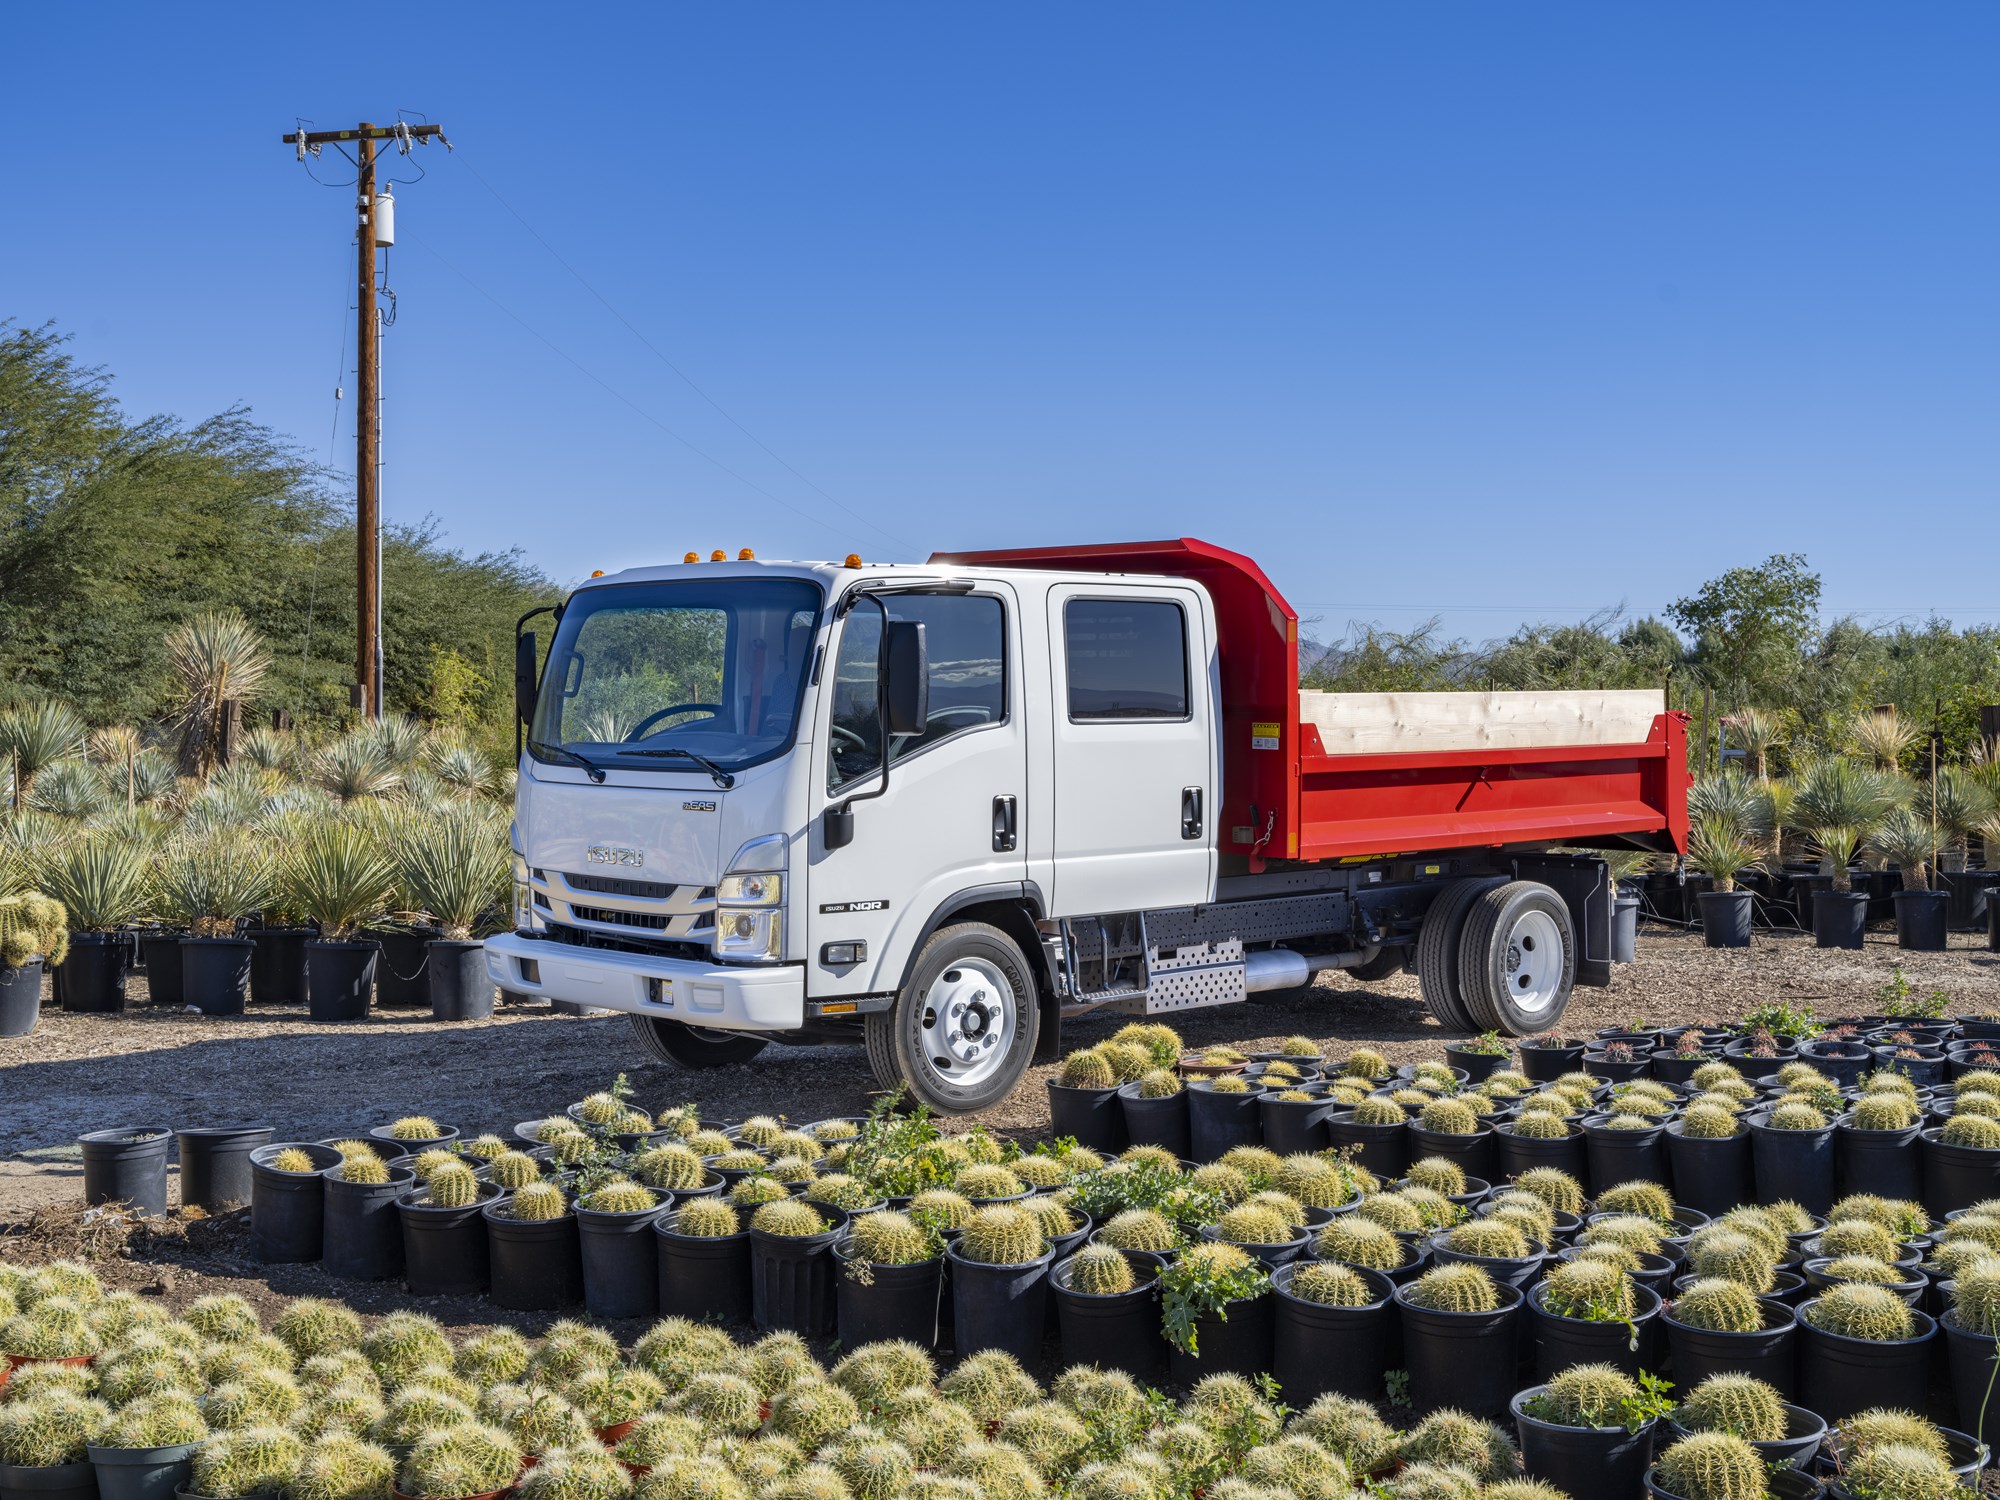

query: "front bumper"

left=485, top=932, right=805, bottom=1031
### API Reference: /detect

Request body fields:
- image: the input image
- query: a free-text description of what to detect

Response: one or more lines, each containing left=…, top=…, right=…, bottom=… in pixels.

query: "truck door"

left=806, top=581, right=1029, bottom=996
left=1045, top=583, right=1216, bottom=914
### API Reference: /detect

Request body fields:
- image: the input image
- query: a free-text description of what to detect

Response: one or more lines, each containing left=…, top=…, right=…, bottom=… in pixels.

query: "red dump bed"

left=934, top=538, right=1691, bottom=869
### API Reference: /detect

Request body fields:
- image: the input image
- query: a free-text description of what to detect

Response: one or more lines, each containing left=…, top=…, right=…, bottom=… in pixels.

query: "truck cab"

left=490, top=540, right=1688, bottom=1112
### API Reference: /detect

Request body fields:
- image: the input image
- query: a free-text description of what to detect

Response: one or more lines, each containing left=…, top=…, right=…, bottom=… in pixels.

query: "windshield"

left=529, top=577, right=824, bottom=774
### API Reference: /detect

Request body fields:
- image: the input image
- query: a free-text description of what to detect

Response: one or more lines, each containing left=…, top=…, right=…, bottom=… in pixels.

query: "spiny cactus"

left=1311, top=1217, right=1404, bottom=1271
left=940, top=1347, right=1042, bottom=1416
left=1804, top=1283, right=1916, bottom=1341
left=337, top=1153, right=392, bottom=1186
left=847, top=1211, right=935, bottom=1265
left=751, top=1199, right=829, bottom=1238
left=505, top=1181, right=570, bottom=1221
left=1190, top=1163, right=1253, bottom=1205
left=1817, top=1218, right=1898, bottom=1262
left=762, top=1153, right=815, bottom=1185
left=1405, top=1157, right=1467, bottom=1196
left=728, top=1176, right=789, bottom=1207
left=633, top=1144, right=709, bottom=1192
left=1767, top=1102, right=1828, bottom=1132
left=370, top=1384, right=475, bottom=1447
left=1849, top=1094, right=1918, bottom=1131
left=1580, top=1214, right=1666, bottom=1256
left=957, top=1205, right=1046, bottom=1265
left=1676, top=1374, right=1787, bottom=1442
left=953, top=1163, right=1025, bottom=1200
left=1135, top=1069, right=1183, bottom=1099
left=1402, top=1263, right=1500, bottom=1313
left=422, top=1162, right=482, bottom=1209
left=359, top=1312, right=452, bottom=1391
left=1821, top=1255, right=1905, bottom=1285
left=1686, top=1231, right=1779, bottom=1293
left=1341, top=1048, right=1390, bottom=1079
left=1651, top=1432, right=1766, bottom=1500
left=1214, top=1203, right=1293, bottom=1246
left=1671, top=1278, right=1766, bottom=1333
left=1505, top=1166, right=1582, bottom=1216
left=1930, top=1240, right=2000, bottom=1283
left=1443, top=1218, right=1530, bottom=1259
left=1837, top=1410, right=1951, bottom=1464
left=1509, top=1111, right=1570, bottom=1139
left=1540, top=1259, right=1637, bottom=1322
left=514, top=1442, right=634, bottom=1500
left=1348, top=1096, right=1407, bottom=1126
left=1840, top=1445, right=1960, bottom=1500
left=1023, top=1194, right=1079, bottom=1239
left=1600, top=1113, right=1657, bottom=1132
left=760, top=1378, right=860, bottom=1450
left=189, top=1424, right=306, bottom=1499
left=406, top=1148, right=463, bottom=1182
left=907, top=1189, right=976, bottom=1230
left=486, top=1151, right=541, bottom=1190
left=710, top=1149, right=769, bottom=1174
left=0, top=1390, right=107, bottom=1468
left=1097, top=1208, right=1179, bottom=1251
left=386, top=1116, right=445, bottom=1141
left=269, top=1147, right=319, bottom=1174
left=1206, top=1076, right=1253, bottom=1095
left=1950, top=1260, right=2000, bottom=1336
left=582, top=1179, right=660, bottom=1214
left=1285, top=1262, right=1372, bottom=1307
left=1272, top=1155, right=1354, bottom=1208
left=1529, top=1362, right=1640, bottom=1429
left=1350, top=1192, right=1421, bottom=1232
left=1399, top=1408, right=1517, bottom=1480
left=1943, top=1114, right=2000, bottom=1149
left=1679, top=1104, right=1740, bottom=1139
left=98, top=1389, right=209, bottom=1450
left=1012, top=1155, right=1071, bottom=1189
left=1488, top=1203, right=1558, bottom=1250
left=1, top=1296, right=102, bottom=1359
left=1066, top=1244, right=1138, bottom=1295
left=1417, top=1099, right=1479, bottom=1136
left=399, top=1422, right=523, bottom=1500
left=1286, top=1394, right=1398, bottom=1475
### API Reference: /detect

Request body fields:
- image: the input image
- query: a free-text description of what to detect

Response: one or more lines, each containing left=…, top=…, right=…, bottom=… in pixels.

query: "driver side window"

left=828, top=593, right=1006, bottom=790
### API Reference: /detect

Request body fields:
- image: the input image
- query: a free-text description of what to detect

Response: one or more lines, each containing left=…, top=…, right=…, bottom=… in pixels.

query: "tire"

left=1457, top=880, right=1576, bottom=1035
left=1416, top=878, right=1506, bottom=1032
left=629, top=1014, right=771, bottom=1067
left=864, top=921, right=1040, bottom=1114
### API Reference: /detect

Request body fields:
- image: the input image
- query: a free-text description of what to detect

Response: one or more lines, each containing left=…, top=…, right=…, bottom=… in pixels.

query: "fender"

left=895, top=881, right=1049, bottom=992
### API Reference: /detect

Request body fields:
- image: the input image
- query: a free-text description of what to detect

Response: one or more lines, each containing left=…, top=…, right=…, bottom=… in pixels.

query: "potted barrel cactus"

left=1528, top=1257, right=1663, bottom=1380
left=1796, top=1281, right=1938, bottom=1423
left=397, top=1162, right=501, bottom=1298
left=182, top=1425, right=305, bottom=1500
left=748, top=1198, right=847, bottom=1337
left=1661, top=1276, right=1798, bottom=1398
left=320, top=1151, right=417, bottom=1284
left=1646, top=1430, right=1820, bottom=1500
left=1270, top=1260, right=1393, bottom=1406
left=835, top=1209, right=944, bottom=1350
left=1117, top=1069, right=1190, bottom=1158
left=1512, top=1362, right=1668, bottom=1500
left=1046, top=1046, right=1128, bottom=1153
left=1921, top=1112, right=2000, bottom=1219
left=0, top=881, right=65, bottom=1038
left=1159, top=1241, right=1272, bottom=1386
left=0, top=1390, right=109, bottom=1500
left=1392, top=1262, right=1523, bottom=1418
left=1050, top=1244, right=1166, bottom=1382
left=1940, top=1259, right=2000, bottom=1445
left=947, top=1204, right=1054, bottom=1364
left=655, top=1197, right=752, bottom=1324
left=575, top=1179, right=668, bottom=1322
left=1665, top=1373, right=1826, bottom=1472
left=395, top=1423, right=522, bottom=1500
left=88, top=1392, right=208, bottom=1500
left=285, top=1434, right=395, bottom=1500
left=481, top=1181, right=583, bottom=1312
left=280, top=818, right=397, bottom=1022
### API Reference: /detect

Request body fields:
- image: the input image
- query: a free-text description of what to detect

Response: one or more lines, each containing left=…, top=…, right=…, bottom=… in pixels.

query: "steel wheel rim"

left=915, top=957, right=1016, bottom=1089
left=1504, top=909, right=1564, bottom=1016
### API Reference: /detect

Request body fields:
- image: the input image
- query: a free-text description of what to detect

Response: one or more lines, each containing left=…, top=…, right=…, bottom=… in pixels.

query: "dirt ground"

left=3, top=923, right=1997, bottom=1339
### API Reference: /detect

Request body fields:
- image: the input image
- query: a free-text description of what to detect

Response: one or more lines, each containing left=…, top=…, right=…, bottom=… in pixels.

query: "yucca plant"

left=155, top=831, right=277, bottom=937
left=0, top=700, right=87, bottom=811
left=1795, top=757, right=1898, bottom=887
left=1689, top=813, right=1762, bottom=893
left=313, top=734, right=401, bottom=805
left=392, top=808, right=510, bottom=941
left=1869, top=805, right=1939, bottom=891
left=426, top=741, right=496, bottom=799
left=1849, top=708, right=1918, bottom=772
left=165, top=610, right=273, bottom=778
left=280, top=818, right=397, bottom=939
left=1721, top=707, right=1787, bottom=781
left=27, top=760, right=111, bottom=820
left=36, top=835, right=151, bottom=933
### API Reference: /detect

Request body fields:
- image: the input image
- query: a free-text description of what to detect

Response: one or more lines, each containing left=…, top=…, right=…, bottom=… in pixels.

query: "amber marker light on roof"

left=684, top=552, right=699, bottom=564
left=590, top=570, right=605, bottom=578
left=711, top=549, right=727, bottom=561
left=738, top=548, right=755, bottom=560
left=844, top=553, right=863, bottom=568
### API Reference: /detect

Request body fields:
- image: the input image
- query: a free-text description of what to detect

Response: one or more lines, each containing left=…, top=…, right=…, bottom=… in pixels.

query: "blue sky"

left=6, top=4, right=1996, bottom=647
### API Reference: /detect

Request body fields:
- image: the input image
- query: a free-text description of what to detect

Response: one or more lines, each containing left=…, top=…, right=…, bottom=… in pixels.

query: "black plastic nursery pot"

left=1813, top=890, right=1870, bottom=950
left=78, top=1127, right=171, bottom=1216
left=1519, top=1040, right=1587, bottom=1083
left=1748, top=1114, right=1838, bottom=1217
left=1444, top=1046, right=1510, bottom=1082
left=1322, top=1112, right=1408, bottom=1179
left=1258, top=1092, right=1338, bottom=1158
left=834, top=1245, right=944, bottom=1351
left=398, top=1185, right=501, bottom=1297
left=305, top=939, right=377, bottom=1022
left=1404, top=1124, right=1498, bottom=1182
left=321, top=1165, right=416, bottom=1281
left=1990, top=887, right=2000, bottom=951
left=366, top=926, right=433, bottom=1006
left=948, top=1242, right=1055, bottom=1363
left=248, top=1143, right=341, bottom=1263
left=248, top=927, right=310, bottom=1006
left=1698, top=889, right=1754, bottom=948
left=1666, top=1407, right=1827, bottom=1472
left=1649, top=1050, right=1716, bottom=1086
left=577, top=1201, right=670, bottom=1321
left=1582, top=1118, right=1670, bottom=1196
left=1941, top=1312, right=2000, bottom=1447
left=175, top=1127, right=273, bottom=1212
left=1646, top=1463, right=1823, bottom=1500
left=1050, top=1254, right=1165, bottom=1381
left=1582, top=1048, right=1653, bottom=1083
left=0, top=960, right=40, bottom=1038
left=1797, top=1040, right=1873, bottom=1088
left=1833, top=1122, right=1923, bottom=1201
left=1796, top=1303, right=1938, bottom=1424
left=657, top=1214, right=754, bottom=1324
left=750, top=1209, right=849, bottom=1337
left=1391, top=1280, right=1524, bottom=1418
left=1663, top=1122, right=1753, bottom=1219
left=0, top=1460, right=101, bottom=1500
left=1528, top=1282, right=1663, bottom=1381
left=1662, top=1299, right=1798, bottom=1398
left=1496, top=1123, right=1588, bottom=1183
left=139, top=935, right=183, bottom=1007
left=1046, top=1080, right=1128, bottom=1154
left=179, top=937, right=254, bottom=1017
left=88, top=1440, right=201, bottom=1500
left=483, top=1200, right=584, bottom=1311
left=1186, top=1081, right=1265, bottom=1163
left=57, top=932, right=127, bottom=1013
left=1115, top=1084, right=1191, bottom=1159
left=1270, top=1263, right=1392, bottom=1405
left=1896, top=889, right=1950, bottom=951
left=1872, top=1046, right=1946, bottom=1089
left=1429, top=1239, right=1547, bottom=1303
left=1510, top=1391, right=1657, bottom=1500
left=427, top=939, right=493, bottom=1022
left=1919, top=1129, right=2000, bottom=1219
left=1164, top=1291, right=1275, bottom=1388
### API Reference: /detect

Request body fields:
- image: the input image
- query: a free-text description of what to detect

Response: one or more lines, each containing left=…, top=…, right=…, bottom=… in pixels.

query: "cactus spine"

left=1805, top=1283, right=1916, bottom=1340
left=956, top=1205, right=1046, bottom=1265
left=847, top=1211, right=935, bottom=1265
left=1066, top=1245, right=1137, bottom=1295
left=1402, top=1263, right=1500, bottom=1313
left=1286, top=1262, right=1371, bottom=1307
left=1651, top=1433, right=1766, bottom=1500
left=506, top=1182, right=569, bottom=1221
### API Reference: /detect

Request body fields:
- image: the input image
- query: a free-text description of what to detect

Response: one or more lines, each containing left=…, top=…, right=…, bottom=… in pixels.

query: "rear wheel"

left=629, top=1014, right=771, bottom=1067
left=1457, top=880, right=1576, bottom=1035
left=1416, top=877, right=1506, bottom=1031
left=866, top=922, right=1040, bottom=1113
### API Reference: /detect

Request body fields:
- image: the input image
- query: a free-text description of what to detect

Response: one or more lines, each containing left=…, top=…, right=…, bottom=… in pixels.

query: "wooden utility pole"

left=280, top=119, right=446, bottom=720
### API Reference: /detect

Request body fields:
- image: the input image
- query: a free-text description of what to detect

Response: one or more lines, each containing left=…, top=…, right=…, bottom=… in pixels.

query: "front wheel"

left=629, top=1014, right=771, bottom=1067
left=865, top=922, right=1040, bottom=1113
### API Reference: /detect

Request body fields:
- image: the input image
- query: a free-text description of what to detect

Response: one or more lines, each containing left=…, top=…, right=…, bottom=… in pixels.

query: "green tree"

left=1668, top=553, right=1822, bottom=707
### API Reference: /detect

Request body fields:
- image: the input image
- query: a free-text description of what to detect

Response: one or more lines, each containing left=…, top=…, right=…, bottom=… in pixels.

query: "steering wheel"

left=925, top=706, right=992, bottom=730
left=829, top=724, right=871, bottom=754
left=626, top=703, right=724, bottom=740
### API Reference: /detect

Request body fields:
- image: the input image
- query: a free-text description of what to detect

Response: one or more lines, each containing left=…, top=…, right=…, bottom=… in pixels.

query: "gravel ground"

left=4, top=922, right=1997, bottom=1343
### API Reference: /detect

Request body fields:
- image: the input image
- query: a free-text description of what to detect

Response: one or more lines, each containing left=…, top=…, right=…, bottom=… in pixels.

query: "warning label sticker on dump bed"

left=1251, top=721, right=1280, bottom=750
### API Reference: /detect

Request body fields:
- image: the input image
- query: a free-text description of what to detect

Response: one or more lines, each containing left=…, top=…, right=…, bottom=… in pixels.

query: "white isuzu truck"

left=490, top=538, right=1690, bottom=1113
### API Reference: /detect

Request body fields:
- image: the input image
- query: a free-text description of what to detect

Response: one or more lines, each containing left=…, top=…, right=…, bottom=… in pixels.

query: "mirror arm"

left=840, top=596, right=896, bottom=813
left=515, top=603, right=559, bottom=760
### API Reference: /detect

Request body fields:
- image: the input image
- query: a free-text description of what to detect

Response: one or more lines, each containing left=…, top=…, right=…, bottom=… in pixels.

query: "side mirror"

left=883, top=620, right=928, bottom=737
left=515, top=631, right=539, bottom=727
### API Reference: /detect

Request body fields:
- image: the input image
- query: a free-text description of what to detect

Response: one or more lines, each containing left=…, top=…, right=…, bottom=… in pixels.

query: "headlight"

left=716, top=871, right=782, bottom=907
left=511, top=852, right=541, bottom=931
left=714, top=908, right=784, bottom=961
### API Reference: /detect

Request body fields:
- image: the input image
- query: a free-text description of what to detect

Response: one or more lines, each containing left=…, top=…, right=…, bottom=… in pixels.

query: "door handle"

left=1181, top=786, right=1203, bottom=840
left=992, top=794, right=1018, bottom=852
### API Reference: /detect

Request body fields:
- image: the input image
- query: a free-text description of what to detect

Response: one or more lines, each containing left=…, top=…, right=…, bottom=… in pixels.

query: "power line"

left=408, top=236, right=868, bottom=553
left=453, top=152, right=911, bottom=555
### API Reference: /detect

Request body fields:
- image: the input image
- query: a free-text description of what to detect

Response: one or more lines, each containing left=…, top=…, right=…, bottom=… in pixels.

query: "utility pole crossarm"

left=281, top=124, right=445, bottom=145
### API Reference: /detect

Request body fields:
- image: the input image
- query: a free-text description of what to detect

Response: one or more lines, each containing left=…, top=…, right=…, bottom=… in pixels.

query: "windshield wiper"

left=623, top=746, right=737, bottom=789
left=527, top=739, right=607, bottom=784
